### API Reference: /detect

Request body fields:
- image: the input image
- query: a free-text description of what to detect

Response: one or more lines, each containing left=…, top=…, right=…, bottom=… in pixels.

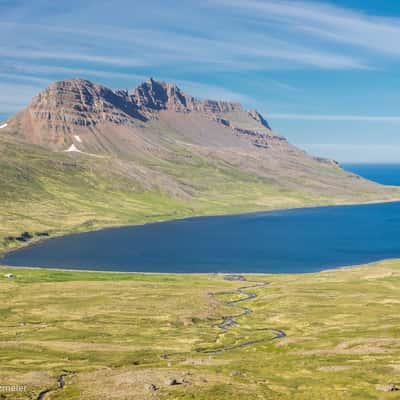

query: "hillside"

left=0, top=78, right=399, bottom=253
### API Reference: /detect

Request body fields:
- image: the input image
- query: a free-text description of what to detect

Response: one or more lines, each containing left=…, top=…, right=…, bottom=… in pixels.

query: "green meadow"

left=1, top=259, right=400, bottom=399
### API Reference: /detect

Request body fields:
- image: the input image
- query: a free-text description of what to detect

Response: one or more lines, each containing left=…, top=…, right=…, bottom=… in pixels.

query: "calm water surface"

left=3, top=165, right=400, bottom=273
left=2, top=201, right=400, bottom=273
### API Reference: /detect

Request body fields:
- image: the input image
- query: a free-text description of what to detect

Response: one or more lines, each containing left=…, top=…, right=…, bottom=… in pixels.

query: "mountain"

left=0, top=78, right=398, bottom=252
left=5, top=77, right=274, bottom=155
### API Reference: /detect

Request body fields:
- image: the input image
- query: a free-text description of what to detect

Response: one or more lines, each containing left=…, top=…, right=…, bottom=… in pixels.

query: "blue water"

left=2, top=201, right=400, bottom=273
left=3, top=165, right=400, bottom=274
left=343, top=163, right=400, bottom=186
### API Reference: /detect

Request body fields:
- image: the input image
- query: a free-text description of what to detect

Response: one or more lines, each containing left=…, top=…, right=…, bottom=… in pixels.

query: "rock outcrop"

left=376, top=384, right=399, bottom=392
left=3, top=77, right=276, bottom=154
left=2, top=76, right=390, bottom=203
left=29, top=79, right=144, bottom=128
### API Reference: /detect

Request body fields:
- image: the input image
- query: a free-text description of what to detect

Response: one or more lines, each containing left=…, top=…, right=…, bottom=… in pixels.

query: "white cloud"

left=269, top=114, right=400, bottom=122
left=211, top=0, right=400, bottom=58
left=12, top=65, right=147, bottom=82
left=3, top=0, right=400, bottom=74
left=0, top=49, right=147, bottom=67
left=0, top=7, right=367, bottom=71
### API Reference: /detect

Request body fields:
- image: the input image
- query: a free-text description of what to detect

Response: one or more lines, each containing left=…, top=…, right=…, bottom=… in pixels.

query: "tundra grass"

left=0, top=137, right=337, bottom=255
left=1, top=259, right=400, bottom=399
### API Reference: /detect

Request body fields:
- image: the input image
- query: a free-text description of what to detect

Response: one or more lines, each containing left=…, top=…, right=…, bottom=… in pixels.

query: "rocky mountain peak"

left=27, top=78, right=143, bottom=128
left=131, top=78, right=198, bottom=112
left=4, top=77, right=273, bottom=152
left=23, top=78, right=270, bottom=129
left=130, top=79, right=248, bottom=116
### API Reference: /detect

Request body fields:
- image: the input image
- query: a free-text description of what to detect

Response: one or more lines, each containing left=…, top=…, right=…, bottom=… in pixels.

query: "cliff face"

left=27, top=79, right=143, bottom=126
left=1, top=76, right=389, bottom=203
left=4, top=78, right=276, bottom=152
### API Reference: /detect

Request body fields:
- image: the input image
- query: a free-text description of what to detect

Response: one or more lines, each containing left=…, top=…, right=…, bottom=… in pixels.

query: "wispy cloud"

left=0, top=72, right=51, bottom=85
left=211, top=0, right=400, bottom=58
left=2, top=0, right=399, bottom=79
left=0, top=3, right=369, bottom=71
left=0, top=49, right=147, bottom=67
left=1, top=0, right=400, bottom=162
left=0, top=82, right=45, bottom=114
left=10, top=65, right=147, bottom=83
left=269, top=114, right=400, bottom=122
left=1, top=63, right=249, bottom=102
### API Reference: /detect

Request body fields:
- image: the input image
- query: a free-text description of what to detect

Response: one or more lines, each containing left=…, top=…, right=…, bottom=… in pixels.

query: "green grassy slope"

left=1, top=260, right=400, bottom=399
left=0, top=135, right=343, bottom=255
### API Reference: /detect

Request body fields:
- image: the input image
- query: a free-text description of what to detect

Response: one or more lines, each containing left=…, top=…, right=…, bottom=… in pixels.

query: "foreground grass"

left=1, top=260, right=400, bottom=399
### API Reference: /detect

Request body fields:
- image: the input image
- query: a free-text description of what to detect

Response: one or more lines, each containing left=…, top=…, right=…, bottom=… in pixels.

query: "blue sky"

left=1, top=0, right=400, bottom=162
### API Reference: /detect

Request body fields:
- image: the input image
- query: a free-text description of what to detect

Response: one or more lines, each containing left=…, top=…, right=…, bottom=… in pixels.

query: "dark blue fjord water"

left=2, top=201, right=400, bottom=273
left=2, top=164, right=400, bottom=274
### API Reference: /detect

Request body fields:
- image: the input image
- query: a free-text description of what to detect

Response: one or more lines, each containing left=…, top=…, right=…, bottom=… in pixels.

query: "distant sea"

left=342, top=163, right=400, bottom=186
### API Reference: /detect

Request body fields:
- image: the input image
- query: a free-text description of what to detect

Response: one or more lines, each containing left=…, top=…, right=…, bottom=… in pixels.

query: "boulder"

left=145, top=384, right=157, bottom=392
left=376, top=384, right=399, bottom=392
left=165, top=378, right=180, bottom=386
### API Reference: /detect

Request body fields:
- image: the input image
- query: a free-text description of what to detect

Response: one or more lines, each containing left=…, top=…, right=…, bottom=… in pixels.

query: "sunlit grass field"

left=1, top=259, right=400, bottom=399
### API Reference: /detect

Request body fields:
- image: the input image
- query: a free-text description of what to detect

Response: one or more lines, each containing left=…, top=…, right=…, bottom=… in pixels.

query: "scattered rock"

left=58, top=374, right=67, bottom=389
left=376, top=384, right=399, bottom=392
left=145, top=384, right=158, bottom=392
left=35, top=231, right=50, bottom=237
left=224, top=275, right=246, bottom=281
left=15, top=231, right=33, bottom=242
left=230, top=371, right=247, bottom=377
left=165, top=378, right=180, bottom=386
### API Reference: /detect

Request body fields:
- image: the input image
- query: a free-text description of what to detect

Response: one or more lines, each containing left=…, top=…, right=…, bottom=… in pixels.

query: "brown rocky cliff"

left=28, top=78, right=144, bottom=127
left=2, top=78, right=282, bottom=153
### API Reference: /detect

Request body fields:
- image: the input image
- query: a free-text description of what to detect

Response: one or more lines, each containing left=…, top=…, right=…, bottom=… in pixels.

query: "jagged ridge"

left=17, top=77, right=271, bottom=130
left=3, top=77, right=277, bottom=155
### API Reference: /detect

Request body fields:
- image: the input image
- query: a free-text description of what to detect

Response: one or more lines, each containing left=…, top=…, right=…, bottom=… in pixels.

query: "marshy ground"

left=1, top=260, right=400, bottom=399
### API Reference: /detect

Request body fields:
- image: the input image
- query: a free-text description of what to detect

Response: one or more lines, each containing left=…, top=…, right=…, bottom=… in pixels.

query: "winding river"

left=199, top=275, right=286, bottom=354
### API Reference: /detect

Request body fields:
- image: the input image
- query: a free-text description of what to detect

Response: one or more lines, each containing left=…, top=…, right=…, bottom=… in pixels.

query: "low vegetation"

left=2, top=134, right=396, bottom=256
left=1, top=259, right=400, bottom=399
left=0, top=135, right=348, bottom=256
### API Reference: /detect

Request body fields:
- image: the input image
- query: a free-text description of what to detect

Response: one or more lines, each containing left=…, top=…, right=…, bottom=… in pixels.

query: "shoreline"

left=2, top=197, right=400, bottom=275
left=2, top=196, right=400, bottom=257
left=1, top=257, right=398, bottom=277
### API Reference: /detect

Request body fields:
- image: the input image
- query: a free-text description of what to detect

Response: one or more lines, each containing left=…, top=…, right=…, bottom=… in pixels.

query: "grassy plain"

left=1, top=260, right=400, bottom=399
